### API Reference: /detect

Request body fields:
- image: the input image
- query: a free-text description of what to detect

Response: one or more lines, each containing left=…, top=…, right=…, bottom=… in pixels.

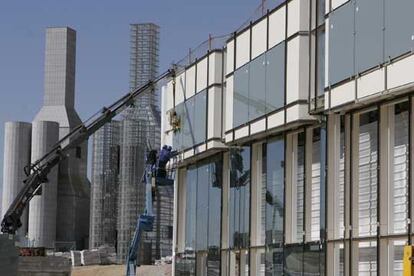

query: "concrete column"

left=1, top=122, right=32, bottom=238
left=28, top=121, right=59, bottom=248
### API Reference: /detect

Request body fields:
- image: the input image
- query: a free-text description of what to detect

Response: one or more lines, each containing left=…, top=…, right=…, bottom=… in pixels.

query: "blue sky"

left=0, top=0, right=275, bottom=202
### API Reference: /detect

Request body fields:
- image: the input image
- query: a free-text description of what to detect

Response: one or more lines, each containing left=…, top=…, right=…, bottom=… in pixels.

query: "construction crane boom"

left=1, top=69, right=174, bottom=235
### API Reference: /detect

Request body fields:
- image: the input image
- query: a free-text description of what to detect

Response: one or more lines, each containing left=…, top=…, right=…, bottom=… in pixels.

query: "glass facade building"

left=160, top=0, right=414, bottom=275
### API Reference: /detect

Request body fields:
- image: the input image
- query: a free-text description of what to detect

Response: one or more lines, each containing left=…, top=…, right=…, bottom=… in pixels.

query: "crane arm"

left=1, top=69, right=174, bottom=234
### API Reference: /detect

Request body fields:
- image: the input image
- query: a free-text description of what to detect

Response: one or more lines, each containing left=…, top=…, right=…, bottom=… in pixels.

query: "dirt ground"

left=71, top=264, right=172, bottom=276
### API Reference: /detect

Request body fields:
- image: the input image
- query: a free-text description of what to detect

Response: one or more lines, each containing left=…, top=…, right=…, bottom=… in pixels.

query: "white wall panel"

left=357, top=68, right=385, bottom=99
left=269, top=7, right=286, bottom=48
left=330, top=80, right=355, bottom=108
left=208, top=52, right=223, bottom=86
left=236, top=29, right=251, bottom=69
left=196, top=57, right=208, bottom=93
left=226, top=40, right=235, bottom=75
left=288, top=0, right=310, bottom=37
left=207, top=87, right=222, bottom=139
left=175, top=72, right=186, bottom=105
left=286, top=36, right=309, bottom=104
left=250, top=118, right=266, bottom=135
left=184, top=149, right=194, bottom=159
left=225, top=132, right=233, bottom=143
left=251, top=19, right=267, bottom=59
left=185, top=65, right=196, bottom=99
left=286, top=104, right=312, bottom=123
left=164, top=81, right=174, bottom=112
left=234, top=125, right=249, bottom=140
left=225, top=76, right=234, bottom=132
left=387, top=55, right=414, bottom=90
left=267, top=110, right=285, bottom=129
left=195, top=143, right=206, bottom=154
left=332, top=0, right=349, bottom=11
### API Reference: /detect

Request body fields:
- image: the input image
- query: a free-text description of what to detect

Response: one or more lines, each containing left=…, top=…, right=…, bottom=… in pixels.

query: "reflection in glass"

left=358, top=110, right=378, bottom=237
left=233, top=65, right=249, bottom=128
left=358, top=241, right=377, bottom=275
left=229, top=147, right=251, bottom=248
left=185, top=166, right=197, bottom=251
left=249, top=54, right=266, bottom=121
left=265, top=137, right=285, bottom=245
left=296, top=132, right=305, bottom=242
left=266, top=43, right=285, bottom=113
left=391, top=102, right=409, bottom=234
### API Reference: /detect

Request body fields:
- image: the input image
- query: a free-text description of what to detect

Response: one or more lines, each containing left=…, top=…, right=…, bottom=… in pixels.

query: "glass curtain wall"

left=176, top=156, right=223, bottom=276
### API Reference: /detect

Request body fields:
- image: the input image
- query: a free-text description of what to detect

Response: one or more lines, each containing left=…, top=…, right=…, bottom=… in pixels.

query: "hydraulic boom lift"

left=1, top=68, right=174, bottom=235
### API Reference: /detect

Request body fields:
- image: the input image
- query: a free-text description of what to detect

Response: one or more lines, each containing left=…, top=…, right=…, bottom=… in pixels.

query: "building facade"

left=162, top=0, right=414, bottom=275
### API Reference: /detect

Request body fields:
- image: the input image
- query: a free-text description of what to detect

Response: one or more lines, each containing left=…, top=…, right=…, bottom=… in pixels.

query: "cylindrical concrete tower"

left=28, top=121, right=59, bottom=248
left=1, top=122, right=32, bottom=238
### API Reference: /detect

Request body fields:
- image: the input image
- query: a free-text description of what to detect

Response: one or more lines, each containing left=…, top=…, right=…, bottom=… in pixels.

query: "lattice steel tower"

left=117, top=23, right=172, bottom=264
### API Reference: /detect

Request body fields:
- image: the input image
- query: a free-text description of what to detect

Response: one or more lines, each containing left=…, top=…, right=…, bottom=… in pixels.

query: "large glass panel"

left=175, top=252, right=196, bottom=276
left=183, top=97, right=195, bottom=149
left=317, top=28, right=325, bottom=96
left=385, top=0, right=414, bottom=60
left=266, top=42, right=285, bottom=113
left=355, top=0, right=383, bottom=73
left=328, top=1, right=355, bottom=85
left=249, top=54, right=266, bottom=121
left=390, top=240, right=405, bottom=275
left=185, top=166, right=197, bottom=251
left=284, top=244, right=303, bottom=275
left=233, top=65, right=249, bottom=128
left=333, top=243, right=345, bottom=276
left=311, top=129, right=322, bottom=241
left=207, top=250, right=221, bottom=276
left=266, top=245, right=284, bottom=275
left=358, top=110, right=378, bottom=237
left=194, top=90, right=207, bottom=145
left=251, top=248, right=265, bottom=276
left=296, top=132, right=305, bottom=242
left=357, top=241, right=377, bottom=275
left=208, top=158, right=222, bottom=249
left=317, top=0, right=325, bottom=27
left=173, top=104, right=184, bottom=151
left=304, top=244, right=324, bottom=275
left=229, top=147, right=251, bottom=248
left=196, top=164, right=209, bottom=251
left=265, top=137, right=285, bottom=245
left=391, top=102, right=409, bottom=234
left=337, top=118, right=346, bottom=239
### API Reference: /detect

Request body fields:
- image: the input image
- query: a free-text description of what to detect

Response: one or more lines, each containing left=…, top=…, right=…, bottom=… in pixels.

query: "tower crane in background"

left=1, top=68, right=175, bottom=237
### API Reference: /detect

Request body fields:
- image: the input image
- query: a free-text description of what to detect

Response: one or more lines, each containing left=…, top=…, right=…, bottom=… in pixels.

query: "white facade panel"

left=184, top=149, right=194, bottom=159
left=269, top=7, right=286, bottom=48
left=175, top=72, right=186, bottom=105
left=267, top=110, right=285, bottom=129
left=251, top=19, right=267, bottom=59
left=357, top=68, right=385, bottom=99
left=185, top=65, right=196, bottom=99
left=286, top=36, right=309, bottom=104
left=234, top=125, right=249, bottom=140
left=225, top=76, right=234, bottom=132
left=236, top=29, right=251, bottom=69
left=207, top=140, right=226, bottom=149
left=208, top=52, right=223, bottom=86
left=332, top=0, right=349, bottom=11
left=287, top=0, right=309, bottom=37
left=195, top=143, right=206, bottom=154
left=226, top=40, right=235, bottom=75
left=250, top=118, right=266, bottom=135
left=196, top=57, right=208, bottom=93
left=225, top=133, right=233, bottom=143
left=330, top=80, right=355, bottom=108
left=207, top=87, right=222, bottom=139
left=286, top=104, right=312, bottom=123
left=165, top=81, right=174, bottom=112
left=387, top=55, right=414, bottom=90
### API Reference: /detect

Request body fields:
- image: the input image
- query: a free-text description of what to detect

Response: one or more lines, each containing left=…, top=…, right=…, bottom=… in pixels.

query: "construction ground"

left=72, top=264, right=172, bottom=276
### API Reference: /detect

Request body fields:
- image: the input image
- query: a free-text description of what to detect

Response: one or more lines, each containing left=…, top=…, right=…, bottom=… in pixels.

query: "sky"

left=0, top=0, right=274, bottom=205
